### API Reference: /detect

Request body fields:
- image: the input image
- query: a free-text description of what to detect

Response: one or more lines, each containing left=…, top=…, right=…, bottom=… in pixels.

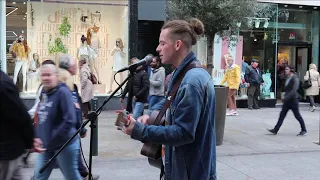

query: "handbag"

left=89, top=72, right=98, bottom=84
left=302, top=71, right=312, bottom=89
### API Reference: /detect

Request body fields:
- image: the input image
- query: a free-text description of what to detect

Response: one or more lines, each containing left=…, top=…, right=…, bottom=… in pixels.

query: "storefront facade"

left=2, top=0, right=130, bottom=94
left=193, top=1, right=319, bottom=106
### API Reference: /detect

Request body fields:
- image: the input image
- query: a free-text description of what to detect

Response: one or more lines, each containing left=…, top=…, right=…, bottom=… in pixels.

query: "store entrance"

left=276, top=43, right=312, bottom=100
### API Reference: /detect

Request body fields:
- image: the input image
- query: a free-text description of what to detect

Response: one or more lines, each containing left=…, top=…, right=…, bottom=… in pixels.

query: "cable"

left=113, top=71, right=123, bottom=98
left=80, top=138, right=89, bottom=170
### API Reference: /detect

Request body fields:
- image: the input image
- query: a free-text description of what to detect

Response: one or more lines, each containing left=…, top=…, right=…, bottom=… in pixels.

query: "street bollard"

left=90, top=98, right=99, bottom=156
left=214, top=85, right=228, bottom=146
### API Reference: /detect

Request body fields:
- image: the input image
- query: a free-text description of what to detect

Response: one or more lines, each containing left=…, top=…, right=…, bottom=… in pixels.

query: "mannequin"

left=107, top=38, right=126, bottom=94
left=10, top=34, right=31, bottom=92
left=77, top=35, right=94, bottom=63
left=86, top=11, right=102, bottom=83
left=27, top=53, right=41, bottom=92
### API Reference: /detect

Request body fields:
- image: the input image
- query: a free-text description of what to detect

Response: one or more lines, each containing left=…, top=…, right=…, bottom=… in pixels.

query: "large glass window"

left=6, top=0, right=129, bottom=94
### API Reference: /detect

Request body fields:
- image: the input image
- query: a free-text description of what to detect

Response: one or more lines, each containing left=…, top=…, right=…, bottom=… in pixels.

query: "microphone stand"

left=39, top=70, right=134, bottom=180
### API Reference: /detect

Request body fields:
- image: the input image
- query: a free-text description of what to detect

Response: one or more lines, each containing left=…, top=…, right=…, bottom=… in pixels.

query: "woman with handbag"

left=304, top=63, right=320, bottom=112
left=79, top=58, right=94, bottom=119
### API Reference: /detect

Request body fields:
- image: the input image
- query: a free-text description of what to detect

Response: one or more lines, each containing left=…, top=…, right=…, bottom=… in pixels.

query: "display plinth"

left=93, top=84, right=106, bottom=94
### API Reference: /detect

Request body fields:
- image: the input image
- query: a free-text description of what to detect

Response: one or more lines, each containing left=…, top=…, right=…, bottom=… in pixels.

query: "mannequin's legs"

left=13, top=60, right=23, bottom=85
left=108, top=71, right=116, bottom=94
left=21, top=61, right=29, bottom=92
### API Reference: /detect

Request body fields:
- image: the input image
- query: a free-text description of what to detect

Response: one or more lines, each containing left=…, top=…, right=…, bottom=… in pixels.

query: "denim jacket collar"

left=167, top=52, right=197, bottom=92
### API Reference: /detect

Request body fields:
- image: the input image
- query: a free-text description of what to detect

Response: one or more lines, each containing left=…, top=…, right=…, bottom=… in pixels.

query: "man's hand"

left=31, top=138, right=46, bottom=153
left=120, top=98, right=124, bottom=103
left=122, top=116, right=136, bottom=136
left=137, top=114, right=149, bottom=125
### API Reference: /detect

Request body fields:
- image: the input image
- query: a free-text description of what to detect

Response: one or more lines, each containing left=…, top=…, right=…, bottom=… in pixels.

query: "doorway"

left=276, top=43, right=312, bottom=100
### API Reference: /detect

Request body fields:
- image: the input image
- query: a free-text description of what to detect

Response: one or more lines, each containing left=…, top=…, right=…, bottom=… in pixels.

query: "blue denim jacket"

left=131, top=52, right=216, bottom=180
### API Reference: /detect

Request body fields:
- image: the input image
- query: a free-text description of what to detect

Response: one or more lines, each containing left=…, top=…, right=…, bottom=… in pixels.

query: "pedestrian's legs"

left=309, top=96, right=315, bottom=107
left=253, top=85, right=260, bottom=108
left=227, top=89, right=237, bottom=111
left=291, top=100, right=307, bottom=132
left=148, top=96, right=164, bottom=114
left=133, top=101, right=145, bottom=120
left=56, top=139, right=82, bottom=180
left=0, top=154, right=24, bottom=180
left=274, top=102, right=290, bottom=132
left=247, top=86, right=255, bottom=108
left=34, top=151, right=55, bottom=180
left=82, top=102, right=90, bottom=119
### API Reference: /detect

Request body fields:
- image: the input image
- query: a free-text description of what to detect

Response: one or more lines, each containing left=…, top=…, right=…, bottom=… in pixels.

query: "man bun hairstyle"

left=162, top=18, right=204, bottom=47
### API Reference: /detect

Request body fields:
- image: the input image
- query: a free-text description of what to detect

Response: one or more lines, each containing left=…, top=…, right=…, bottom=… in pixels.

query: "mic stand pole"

left=39, top=71, right=133, bottom=179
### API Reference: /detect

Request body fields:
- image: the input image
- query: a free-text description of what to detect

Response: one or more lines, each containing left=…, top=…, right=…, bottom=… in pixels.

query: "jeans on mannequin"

left=13, top=60, right=29, bottom=92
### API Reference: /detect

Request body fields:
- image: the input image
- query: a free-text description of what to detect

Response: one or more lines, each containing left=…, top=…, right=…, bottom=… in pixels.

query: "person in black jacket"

left=245, top=59, right=264, bottom=109
left=120, top=57, right=150, bottom=120
left=268, top=65, right=307, bottom=136
left=0, top=70, right=35, bottom=179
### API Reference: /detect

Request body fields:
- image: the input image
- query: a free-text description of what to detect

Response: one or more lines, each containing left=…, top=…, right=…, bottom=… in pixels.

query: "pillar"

left=0, top=0, right=6, bottom=73
left=312, top=11, right=319, bottom=67
left=129, top=0, right=138, bottom=59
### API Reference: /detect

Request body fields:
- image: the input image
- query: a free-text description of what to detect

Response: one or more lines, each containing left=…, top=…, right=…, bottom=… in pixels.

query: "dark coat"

left=0, top=71, right=34, bottom=160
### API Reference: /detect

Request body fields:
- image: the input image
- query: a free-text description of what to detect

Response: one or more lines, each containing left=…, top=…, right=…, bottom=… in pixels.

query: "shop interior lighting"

left=263, top=20, right=269, bottom=28
left=255, top=19, right=260, bottom=28
left=6, top=6, right=18, bottom=17
left=6, top=31, right=17, bottom=38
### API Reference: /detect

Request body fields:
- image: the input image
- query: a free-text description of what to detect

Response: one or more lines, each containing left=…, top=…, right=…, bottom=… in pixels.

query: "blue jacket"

left=36, top=83, right=77, bottom=150
left=132, top=52, right=217, bottom=180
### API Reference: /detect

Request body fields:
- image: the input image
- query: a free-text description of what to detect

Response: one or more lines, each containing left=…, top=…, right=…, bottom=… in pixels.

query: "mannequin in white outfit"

left=107, top=38, right=125, bottom=94
left=9, top=34, right=31, bottom=92
left=77, top=35, right=94, bottom=64
left=27, top=53, right=41, bottom=92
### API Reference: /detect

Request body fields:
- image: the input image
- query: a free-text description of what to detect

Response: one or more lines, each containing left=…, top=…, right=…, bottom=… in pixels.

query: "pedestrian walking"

left=268, top=65, right=307, bottom=136
left=304, top=63, right=320, bottom=112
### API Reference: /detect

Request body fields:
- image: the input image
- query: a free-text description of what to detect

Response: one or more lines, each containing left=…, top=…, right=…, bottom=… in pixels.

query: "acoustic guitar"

left=140, top=110, right=165, bottom=169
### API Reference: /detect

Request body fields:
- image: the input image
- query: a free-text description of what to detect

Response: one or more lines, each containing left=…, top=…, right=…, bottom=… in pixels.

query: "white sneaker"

left=311, top=106, right=316, bottom=112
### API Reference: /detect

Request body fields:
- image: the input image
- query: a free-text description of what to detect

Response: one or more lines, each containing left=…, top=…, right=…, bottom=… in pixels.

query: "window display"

left=14, top=1, right=129, bottom=94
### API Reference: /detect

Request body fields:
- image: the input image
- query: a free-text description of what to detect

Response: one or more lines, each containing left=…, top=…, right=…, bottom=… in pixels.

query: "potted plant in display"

left=47, top=16, right=71, bottom=65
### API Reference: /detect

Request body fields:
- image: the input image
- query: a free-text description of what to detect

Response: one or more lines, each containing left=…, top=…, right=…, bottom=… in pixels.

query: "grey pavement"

left=23, top=107, right=320, bottom=180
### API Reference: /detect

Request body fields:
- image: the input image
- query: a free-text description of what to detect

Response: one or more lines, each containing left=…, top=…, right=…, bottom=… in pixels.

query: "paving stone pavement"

left=23, top=107, right=320, bottom=180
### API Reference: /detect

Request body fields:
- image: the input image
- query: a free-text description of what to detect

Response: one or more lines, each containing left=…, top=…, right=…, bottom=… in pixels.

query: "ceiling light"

left=284, top=5, right=288, bottom=7
left=6, top=7, right=18, bottom=17
left=263, top=20, right=269, bottom=28
left=255, top=19, right=260, bottom=28
left=6, top=31, right=17, bottom=38
left=314, top=7, right=318, bottom=10
left=23, top=2, right=26, bottom=4
left=12, top=2, right=16, bottom=4
left=299, top=6, right=303, bottom=8
left=23, top=18, right=25, bottom=20
left=254, top=38, right=257, bottom=42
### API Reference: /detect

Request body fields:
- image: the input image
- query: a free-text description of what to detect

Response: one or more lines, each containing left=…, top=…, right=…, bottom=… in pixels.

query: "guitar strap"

left=154, top=61, right=204, bottom=125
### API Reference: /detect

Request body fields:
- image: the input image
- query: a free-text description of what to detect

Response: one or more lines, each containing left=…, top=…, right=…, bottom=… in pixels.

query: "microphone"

left=117, top=55, right=153, bottom=73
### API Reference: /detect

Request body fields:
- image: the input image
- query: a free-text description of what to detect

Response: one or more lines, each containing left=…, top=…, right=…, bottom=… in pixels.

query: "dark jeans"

left=274, top=99, right=307, bottom=132
left=308, top=96, right=315, bottom=107
left=148, top=95, right=164, bottom=112
left=247, top=84, right=260, bottom=108
left=82, top=102, right=91, bottom=119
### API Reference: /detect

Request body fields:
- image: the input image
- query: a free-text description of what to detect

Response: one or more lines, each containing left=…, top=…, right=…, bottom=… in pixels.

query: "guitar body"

left=140, top=110, right=165, bottom=169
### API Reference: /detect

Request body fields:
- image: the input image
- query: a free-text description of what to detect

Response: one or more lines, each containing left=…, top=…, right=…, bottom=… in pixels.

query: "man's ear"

left=175, top=40, right=183, bottom=51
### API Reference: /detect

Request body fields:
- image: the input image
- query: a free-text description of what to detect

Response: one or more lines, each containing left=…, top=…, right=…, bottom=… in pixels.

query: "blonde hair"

left=309, top=63, right=317, bottom=71
left=58, top=68, right=74, bottom=91
left=116, top=38, right=124, bottom=51
left=162, top=18, right=204, bottom=48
